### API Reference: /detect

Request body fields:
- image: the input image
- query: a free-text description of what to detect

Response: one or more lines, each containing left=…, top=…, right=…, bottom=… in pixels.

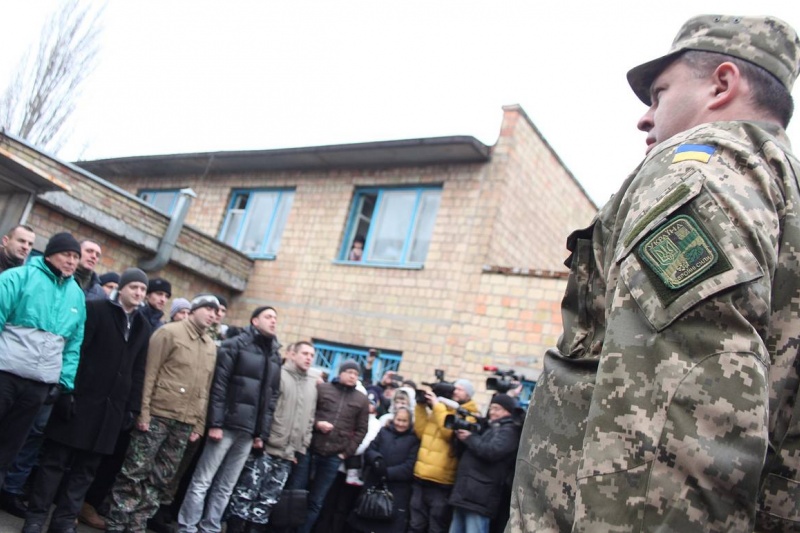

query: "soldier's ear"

left=708, top=61, right=742, bottom=110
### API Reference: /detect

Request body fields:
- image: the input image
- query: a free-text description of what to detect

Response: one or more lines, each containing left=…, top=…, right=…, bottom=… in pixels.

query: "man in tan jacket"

left=105, top=294, right=220, bottom=533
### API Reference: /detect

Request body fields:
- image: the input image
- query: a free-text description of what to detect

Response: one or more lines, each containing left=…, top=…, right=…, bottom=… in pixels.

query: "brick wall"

left=487, top=105, right=597, bottom=271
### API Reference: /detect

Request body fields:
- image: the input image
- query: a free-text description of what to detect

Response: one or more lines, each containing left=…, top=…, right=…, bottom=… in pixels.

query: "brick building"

left=0, top=131, right=253, bottom=310
left=79, top=105, right=596, bottom=407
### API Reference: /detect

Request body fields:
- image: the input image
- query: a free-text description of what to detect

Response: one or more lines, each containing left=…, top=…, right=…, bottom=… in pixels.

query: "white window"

left=138, top=189, right=180, bottom=215
left=219, top=189, right=294, bottom=258
left=341, top=186, right=441, bottom=267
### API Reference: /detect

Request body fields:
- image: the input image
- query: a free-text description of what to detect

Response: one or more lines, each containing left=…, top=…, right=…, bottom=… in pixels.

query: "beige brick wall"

left=487, top=105, right=597, bottom=271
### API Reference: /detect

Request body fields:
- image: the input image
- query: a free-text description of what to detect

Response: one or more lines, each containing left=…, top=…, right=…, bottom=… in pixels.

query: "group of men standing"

left=0, top=227, right=309, bottom=533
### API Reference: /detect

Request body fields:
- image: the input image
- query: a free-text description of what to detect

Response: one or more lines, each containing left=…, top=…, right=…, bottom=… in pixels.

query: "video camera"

left=444, top=407, right=486, bottom=433
left=484, top=365, right=524, bottom=394
left=416, top=369, right=454, bottom=404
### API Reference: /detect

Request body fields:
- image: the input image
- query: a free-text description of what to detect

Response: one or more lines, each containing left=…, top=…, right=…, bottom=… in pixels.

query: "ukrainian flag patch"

left=672, top=144, right=715, bottom=164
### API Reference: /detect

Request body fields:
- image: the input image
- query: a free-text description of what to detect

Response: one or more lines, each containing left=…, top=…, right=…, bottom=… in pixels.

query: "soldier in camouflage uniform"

left=105, top=295, right=219, bottom=533
left=507, top=15, right=800, bottom=533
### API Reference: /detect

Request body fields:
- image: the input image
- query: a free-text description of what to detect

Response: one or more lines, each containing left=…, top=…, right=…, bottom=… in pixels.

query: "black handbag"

left=354, top=478, right=394, bottom=521
left=269, top=489, right=308, bottom=528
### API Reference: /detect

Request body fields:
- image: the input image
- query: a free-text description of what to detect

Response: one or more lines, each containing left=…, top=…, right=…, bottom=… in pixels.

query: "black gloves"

left=372, top=457, right=387, bottom=476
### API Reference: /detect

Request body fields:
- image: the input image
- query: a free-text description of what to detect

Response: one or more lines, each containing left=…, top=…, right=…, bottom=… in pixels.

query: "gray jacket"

left=264, top=360, right=317, bottom=460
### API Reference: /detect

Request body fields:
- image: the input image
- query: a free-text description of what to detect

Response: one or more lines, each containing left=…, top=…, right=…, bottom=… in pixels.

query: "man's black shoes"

left=0, top=489, right=28, bottom=518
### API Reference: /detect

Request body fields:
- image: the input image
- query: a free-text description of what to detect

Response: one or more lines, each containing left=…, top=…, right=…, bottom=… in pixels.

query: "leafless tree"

left=0, top=0, right=104, bottom=153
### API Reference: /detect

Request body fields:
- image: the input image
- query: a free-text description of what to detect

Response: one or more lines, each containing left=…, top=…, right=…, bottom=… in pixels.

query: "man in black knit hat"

left=140, top=277, right=172, bottom=329
left=0, top=232, right=86, bottom=492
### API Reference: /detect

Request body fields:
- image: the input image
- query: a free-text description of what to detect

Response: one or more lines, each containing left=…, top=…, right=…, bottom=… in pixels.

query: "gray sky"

left=2, top=1, right=800, bottom=204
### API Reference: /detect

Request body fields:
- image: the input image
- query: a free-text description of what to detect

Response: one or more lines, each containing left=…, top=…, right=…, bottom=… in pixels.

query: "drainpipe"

left=139, top=188, right=197, bottom=272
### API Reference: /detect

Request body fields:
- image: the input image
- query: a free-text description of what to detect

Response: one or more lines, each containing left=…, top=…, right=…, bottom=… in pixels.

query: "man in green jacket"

left=0, top=232, right=86, bottom=491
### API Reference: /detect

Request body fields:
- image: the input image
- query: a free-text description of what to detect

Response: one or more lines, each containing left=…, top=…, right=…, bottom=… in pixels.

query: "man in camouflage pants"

left=105, top=295, right=219, bottom=533
left=225, top=341, right=318, bottom=533
left=507, top=14, right=800, bottom=533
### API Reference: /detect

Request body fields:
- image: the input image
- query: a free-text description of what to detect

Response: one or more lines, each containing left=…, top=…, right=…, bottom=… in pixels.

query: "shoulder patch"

left=672, top=144, right=715, bottom=164
left=637, top=215, right=718, bottom=289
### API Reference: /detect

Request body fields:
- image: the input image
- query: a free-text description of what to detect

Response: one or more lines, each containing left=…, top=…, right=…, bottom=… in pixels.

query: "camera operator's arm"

left=429, top=395, right=455, bottom=439
left=461, top=424, right=520, bottom=462
left=414, top=402, right=428, bottom=439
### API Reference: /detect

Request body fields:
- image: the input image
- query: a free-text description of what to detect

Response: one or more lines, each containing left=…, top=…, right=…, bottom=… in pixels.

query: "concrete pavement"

left=0, top=508, right=163, bottom=532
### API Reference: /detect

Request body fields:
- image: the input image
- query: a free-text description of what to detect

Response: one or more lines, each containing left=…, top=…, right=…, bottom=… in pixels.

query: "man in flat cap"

left=0, top=232, right=85, bottom=493
left=104, top=294, right=219, bottom=533
left=507, top=15, right=800, bottom=533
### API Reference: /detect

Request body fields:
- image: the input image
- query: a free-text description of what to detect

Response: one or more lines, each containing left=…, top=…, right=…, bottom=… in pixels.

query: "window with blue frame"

left=138, top=189, right=181, bottom=215
left=312, top=340, right=402, bottom=383
left=219, top=189, right=295, bottom=258
left=340, top=186, right=442, bottom=267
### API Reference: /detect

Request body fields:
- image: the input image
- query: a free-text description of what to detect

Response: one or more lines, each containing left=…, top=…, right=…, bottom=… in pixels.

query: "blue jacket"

left=0, top=255, right=86, bottom=390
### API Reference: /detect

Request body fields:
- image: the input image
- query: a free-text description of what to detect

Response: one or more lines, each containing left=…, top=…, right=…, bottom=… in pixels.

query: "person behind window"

left=348, top=236, right=365, bottom=261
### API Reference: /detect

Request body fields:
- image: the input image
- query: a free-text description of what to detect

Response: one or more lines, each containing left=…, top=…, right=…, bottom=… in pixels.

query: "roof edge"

left=502, top=104, right=598, bottom=210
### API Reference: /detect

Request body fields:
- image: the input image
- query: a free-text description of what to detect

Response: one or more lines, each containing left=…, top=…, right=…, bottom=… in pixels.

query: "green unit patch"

left=638, top=215, right=719, bottom=289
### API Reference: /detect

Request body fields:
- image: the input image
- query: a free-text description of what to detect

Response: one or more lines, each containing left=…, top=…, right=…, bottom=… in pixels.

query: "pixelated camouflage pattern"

left=507, top=120, right=800, bottom=533
left=227, top=453, right=293, bottom=524
left=628, top=15, right=800, bottom=105
left=105, top=416, right=192, bottom=532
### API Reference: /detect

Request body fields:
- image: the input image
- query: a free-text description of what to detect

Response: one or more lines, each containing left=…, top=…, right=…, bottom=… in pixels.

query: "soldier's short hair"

left=680, top=50, right=794, bottom=126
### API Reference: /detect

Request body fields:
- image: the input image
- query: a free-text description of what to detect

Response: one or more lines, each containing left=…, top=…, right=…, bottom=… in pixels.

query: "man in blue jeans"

left=298, top=360, right=369, bottom=533
left=177, top=306, right=281, bottom=533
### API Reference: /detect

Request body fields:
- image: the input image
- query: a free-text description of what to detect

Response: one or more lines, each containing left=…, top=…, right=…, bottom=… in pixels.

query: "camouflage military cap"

left=627, top=14, right=800, bottom=105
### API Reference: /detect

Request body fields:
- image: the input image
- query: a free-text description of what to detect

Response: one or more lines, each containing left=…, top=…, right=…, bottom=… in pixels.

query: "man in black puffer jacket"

left=176, top=306, right=281, bottom=533
left=448, top=394, right=522, bottom=533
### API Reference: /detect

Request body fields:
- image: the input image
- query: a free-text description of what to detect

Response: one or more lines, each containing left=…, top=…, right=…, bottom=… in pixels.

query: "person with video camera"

left=410, top=378, right=478, bottom=533
left=448, top=393, right=521, bottom=533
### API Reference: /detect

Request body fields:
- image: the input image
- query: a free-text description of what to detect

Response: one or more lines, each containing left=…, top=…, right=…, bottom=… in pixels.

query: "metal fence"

left=313, top=341, right=402, bottom=382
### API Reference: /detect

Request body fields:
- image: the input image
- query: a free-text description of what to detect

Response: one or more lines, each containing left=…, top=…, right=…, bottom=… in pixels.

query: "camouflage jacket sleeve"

left=508, top=121, right=800, bottom=533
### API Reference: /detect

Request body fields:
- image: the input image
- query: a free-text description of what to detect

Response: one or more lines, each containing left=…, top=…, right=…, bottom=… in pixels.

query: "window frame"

left=218, top=188, right=295, bottom=259
left=338, top=185, right=442, bottom=268
left=312, top=340, right=402, bottom=383
left=138, top=189, right=181, bottom=215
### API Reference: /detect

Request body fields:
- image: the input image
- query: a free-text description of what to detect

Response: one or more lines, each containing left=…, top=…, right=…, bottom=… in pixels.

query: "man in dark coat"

left=22, top=268, right=153, bottom=533
left=448, top=394, right=521, bottom=533
left=176, top=305, right=281, bottom=533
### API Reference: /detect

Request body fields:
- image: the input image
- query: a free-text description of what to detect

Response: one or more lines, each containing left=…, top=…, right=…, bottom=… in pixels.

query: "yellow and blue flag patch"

left=672, top=144, right=715, bottom=164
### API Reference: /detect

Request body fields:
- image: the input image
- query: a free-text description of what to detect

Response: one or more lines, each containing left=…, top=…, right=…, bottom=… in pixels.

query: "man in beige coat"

left=105, top=295, right=220, bottom=533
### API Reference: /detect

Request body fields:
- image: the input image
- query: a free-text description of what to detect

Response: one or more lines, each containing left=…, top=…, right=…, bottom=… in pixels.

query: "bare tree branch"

left=0, top=0, right=104, bottom=154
